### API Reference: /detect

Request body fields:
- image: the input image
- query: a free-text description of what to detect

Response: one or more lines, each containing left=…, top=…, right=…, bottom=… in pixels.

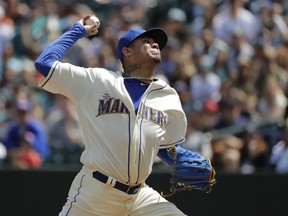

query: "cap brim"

left=134, top=28, right=168, bottom=50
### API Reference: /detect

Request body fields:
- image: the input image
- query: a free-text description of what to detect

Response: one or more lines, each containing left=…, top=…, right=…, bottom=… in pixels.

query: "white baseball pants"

left=59, top=166, right=187, bottom=216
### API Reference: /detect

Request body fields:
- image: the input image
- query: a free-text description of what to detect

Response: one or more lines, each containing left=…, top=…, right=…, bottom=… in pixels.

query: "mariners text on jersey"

left=138, top=102, right=167, bottom=128
left=96, top=93, right=129, bottom=117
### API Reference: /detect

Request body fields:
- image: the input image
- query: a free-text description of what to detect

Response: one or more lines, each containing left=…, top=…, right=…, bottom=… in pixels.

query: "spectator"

left=3, top=98, right=50, bottom=164
left=241, top=131, right=270, bottom=172
left=0, top=2, right=15, bottom=76
left=214, top=96, right=250, bottom=132
left=233, top=59, right=255, bottom=93
left=257, top=74, right=287, bottom=122
left=212, top=0, right=259, bottom=45
left=256, top=2, right=288, bottom=48
left=270, top=124, right=288, bottom=173
left=174, top=80, right=194, bottom=114
left=46, top=95, right=84, bottom=164
left=240, top=91, right=261, bottom=124
left=195, top=28, right=229, bottom=63
left=273, top=45, right=288, bottom=92
left=189, top=54, right=222, bottom=104
left=211, top=135, right=244, bottom=172
left=0, top=92, right=10, bottom=142
left=228, top=29, right=255, bottom=79
left=182, top=103, right=218, bottom=159
left=9, top=131, right=42, bottom=169
left=190, top=1, right=216, bottom=36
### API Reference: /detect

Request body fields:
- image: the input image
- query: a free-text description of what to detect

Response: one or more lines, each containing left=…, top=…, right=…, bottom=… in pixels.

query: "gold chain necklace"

left=122, top=74, right=156, bottom=83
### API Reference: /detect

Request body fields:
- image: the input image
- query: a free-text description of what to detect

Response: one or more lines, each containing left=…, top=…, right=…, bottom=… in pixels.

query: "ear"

left=122, top=47, right=133, bottom=59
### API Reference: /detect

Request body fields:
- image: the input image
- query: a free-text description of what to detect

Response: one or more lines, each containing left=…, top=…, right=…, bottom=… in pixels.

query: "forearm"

left=157, top=145, right=202, bottom=167
left=157, top=148, right=174, bottom=166
left=34, top=22, right=87, bottom=77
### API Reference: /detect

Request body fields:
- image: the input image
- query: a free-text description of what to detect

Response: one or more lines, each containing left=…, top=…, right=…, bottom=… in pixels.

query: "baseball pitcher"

left=34, top=14, right=216, bottom=216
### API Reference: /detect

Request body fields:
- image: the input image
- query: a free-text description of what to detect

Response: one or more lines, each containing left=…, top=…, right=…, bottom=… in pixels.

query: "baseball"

left=85, top=15, right=100, bottom=26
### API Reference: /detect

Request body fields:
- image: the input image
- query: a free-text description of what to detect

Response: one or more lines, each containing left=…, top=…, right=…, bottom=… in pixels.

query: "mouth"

left=150, top=50, right=160, bottom=55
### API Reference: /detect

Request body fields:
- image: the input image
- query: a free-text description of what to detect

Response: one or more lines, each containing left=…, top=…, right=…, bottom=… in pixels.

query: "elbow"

left=34, top=60, right=42, bottom=72
left=34, top=59, right=50, bottom=77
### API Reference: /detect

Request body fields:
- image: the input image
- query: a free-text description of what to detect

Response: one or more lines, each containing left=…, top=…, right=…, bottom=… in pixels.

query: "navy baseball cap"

left=117, top=28, right=168, bottom=62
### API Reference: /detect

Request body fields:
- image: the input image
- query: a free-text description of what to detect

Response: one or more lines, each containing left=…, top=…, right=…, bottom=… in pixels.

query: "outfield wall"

left=0, top=169, right=287, bottom=216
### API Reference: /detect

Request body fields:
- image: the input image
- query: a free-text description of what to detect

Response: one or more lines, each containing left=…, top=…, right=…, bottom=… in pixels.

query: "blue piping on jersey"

left=40, top=62, right=60, bottom=88
left=159, top=137, right=185, bottom=148
left=126, top=114, right=131, bottom=184
left=65, top=174, right=85, bottom=216
left=135, top=84, right=167, bottom=184
left=136, top=116, right=145, bottom=183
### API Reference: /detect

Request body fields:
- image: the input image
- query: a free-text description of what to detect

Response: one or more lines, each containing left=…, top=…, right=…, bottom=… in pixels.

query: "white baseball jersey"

left=39, top=61, right=187, bottom=185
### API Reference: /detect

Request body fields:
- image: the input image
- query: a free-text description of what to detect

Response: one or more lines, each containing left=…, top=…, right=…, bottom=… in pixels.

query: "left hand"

left=161, top=145, right=216, bottom=197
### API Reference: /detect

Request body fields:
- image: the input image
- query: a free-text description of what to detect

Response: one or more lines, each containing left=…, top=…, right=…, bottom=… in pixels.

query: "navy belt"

left=92, top=171, right=141, bottom=195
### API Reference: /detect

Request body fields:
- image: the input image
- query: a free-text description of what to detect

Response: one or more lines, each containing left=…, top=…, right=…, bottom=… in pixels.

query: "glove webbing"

left=161, top=146, right=216, bottom=197
left=161, top=146, right=179, bottom=197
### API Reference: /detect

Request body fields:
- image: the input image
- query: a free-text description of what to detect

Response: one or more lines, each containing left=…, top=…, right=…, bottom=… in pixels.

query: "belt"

left=92, top=171, right=141, bottom=195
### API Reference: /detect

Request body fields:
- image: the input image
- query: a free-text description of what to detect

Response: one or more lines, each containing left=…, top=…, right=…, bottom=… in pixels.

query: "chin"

left=152, top=57, right=161, bottom=64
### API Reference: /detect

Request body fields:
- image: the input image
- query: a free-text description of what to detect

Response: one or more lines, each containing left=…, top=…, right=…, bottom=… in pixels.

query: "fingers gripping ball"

left=83, top=15, right=100, bottom=36
left=84, top=15, right=100, bottom=26
left=161, top=145, right=216, bottom=197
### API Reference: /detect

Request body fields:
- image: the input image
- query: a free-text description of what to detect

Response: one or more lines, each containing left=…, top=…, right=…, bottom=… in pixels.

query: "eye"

left=143, top=39, right=150, bottom=44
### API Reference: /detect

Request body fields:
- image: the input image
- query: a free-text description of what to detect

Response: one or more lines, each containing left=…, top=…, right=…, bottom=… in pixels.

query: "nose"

left=151, top=42, right=159, bottom=49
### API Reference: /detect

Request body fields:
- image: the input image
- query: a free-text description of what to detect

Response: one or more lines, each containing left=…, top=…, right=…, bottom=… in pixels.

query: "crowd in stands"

left=0, top=0, right=288, bottom=174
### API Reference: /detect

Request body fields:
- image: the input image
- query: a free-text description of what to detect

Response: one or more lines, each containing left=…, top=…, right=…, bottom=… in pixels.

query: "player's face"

left=129, top=36, right=162, bottom=64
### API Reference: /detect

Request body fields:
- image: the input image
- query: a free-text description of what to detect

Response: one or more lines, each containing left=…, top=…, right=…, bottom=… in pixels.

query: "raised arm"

left=34, top=15, right=100, bottom=77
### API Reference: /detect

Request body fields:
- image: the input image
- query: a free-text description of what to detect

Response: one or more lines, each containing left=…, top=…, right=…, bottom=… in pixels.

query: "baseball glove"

left=161, top=145, right=216, bottom=197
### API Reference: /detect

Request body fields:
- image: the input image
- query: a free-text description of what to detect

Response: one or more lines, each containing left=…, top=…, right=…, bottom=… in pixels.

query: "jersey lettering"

left=138, top=102, right=167, bottom=128
left=96, top=93, right=129, bottom=117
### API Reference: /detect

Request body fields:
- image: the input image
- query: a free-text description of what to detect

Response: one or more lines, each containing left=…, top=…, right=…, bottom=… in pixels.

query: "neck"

left=124, top=63, right=156, bottom=79
left=123, top=73, right=155, bottom=84
left=124, top=64, right=141, bottom=74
